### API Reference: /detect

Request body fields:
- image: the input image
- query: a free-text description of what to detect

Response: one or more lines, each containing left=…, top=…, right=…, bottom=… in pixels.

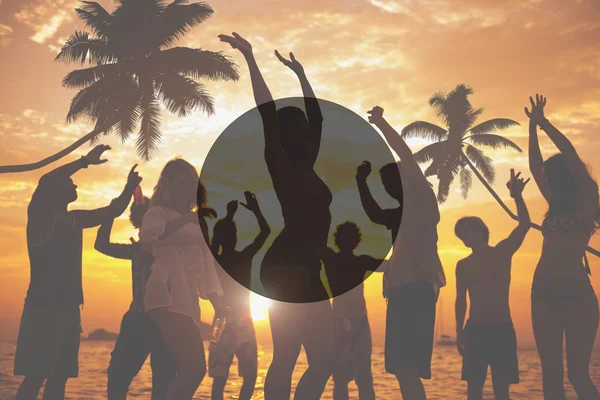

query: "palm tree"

left=0, top=0, right=239, bottom=174
left=402, top=84, right=600, bottom=257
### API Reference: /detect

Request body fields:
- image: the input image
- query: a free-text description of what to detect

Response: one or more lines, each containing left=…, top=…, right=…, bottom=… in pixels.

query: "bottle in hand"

left=210, top=315, right=228, bottom=345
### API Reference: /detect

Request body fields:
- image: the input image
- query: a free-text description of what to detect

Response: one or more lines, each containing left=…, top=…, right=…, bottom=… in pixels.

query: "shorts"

left=461, top=321, right=519, bottom=384
left=385, top=281, right=436, bottom=379
left=208, top=313, right=257, bottom=378
left=107, top=311, right=175, bottom=396
left=14, top=302, right=81, bottom=378
left=333, top=316, right=373, bottom=384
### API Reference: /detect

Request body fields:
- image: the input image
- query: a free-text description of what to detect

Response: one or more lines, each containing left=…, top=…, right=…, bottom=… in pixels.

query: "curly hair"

left=334, top=221, right=362, bottom=250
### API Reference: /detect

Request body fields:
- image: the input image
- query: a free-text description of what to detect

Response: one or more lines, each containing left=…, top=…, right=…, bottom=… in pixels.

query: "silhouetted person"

left=140, top=158, right=224, bottom=400
left=209, top=192, right=270, bottom=400
left=94, top=194, right=176, bottom=400
left=526, top=94, right=600, bottom=400
left=219, top=32, right=335, bottom=399
left=362, top=106, right=447, bottom=400
left=317, top=221, right=384, bottom=400
left=356, top=160, right=402, bottom=297
left=454, top=169, right=531, bottom=400
left=14, top=145, right=141, bottom=400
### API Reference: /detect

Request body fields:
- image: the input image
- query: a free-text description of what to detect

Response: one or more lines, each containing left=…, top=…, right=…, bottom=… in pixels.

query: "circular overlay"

left=200, top=97, right=402, bottom=303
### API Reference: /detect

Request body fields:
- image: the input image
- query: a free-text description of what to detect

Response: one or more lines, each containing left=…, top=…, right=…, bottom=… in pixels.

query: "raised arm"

left=71, top=165, right=141, bottom=229
left=240, top=192, right=271, bottom=257
left=275, top=51, right=323, bottom=166
left=42, top=144, right=111, bottom=183
left=356, top=161, right=388, bottom=226
left=497, top=169, right=531, bottom=255
left=358, top=255, right=386, bottom=272
left=527, top=117, right=550, bottom=203
left=219, top=33, right=282, bottom=156
left=455, top=260, right=468, bottom=356
left=367, top=106, right=427, bottom=186
left=94, top=219, right=134, bottom=260
left=526, top=94, right=596, bottom=191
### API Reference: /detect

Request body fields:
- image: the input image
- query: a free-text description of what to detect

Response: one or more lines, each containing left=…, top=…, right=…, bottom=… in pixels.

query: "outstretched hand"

left=524, top=94, right=547, bottom=124
left=85, top=144, right=111, bottom=165
left=367, top=106, right=384, bottom=125
left=274, top=50, right=304, bottom=75
left=126, top=164, right=143, bottom=188
left=356, top=161, right=372, bottom=181
left=198, top=207, right=218, bottom=219
left=506, top=168, right=530, bottom=198
left=240, top=191, right=260, bottom=212
left=218, top=32, right=252, bottom=56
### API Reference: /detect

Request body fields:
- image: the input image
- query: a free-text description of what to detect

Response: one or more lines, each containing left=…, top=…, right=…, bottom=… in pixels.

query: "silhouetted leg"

left=565, top=293, right=600, bottom=399
left=264, top=303, right=302, bottom=400
left=239, top=372, right=257, bottom=400
left=395, top=368, right=426, bottom=400
left=211, top=377, right=227, bottom=400
left=353, top=321, right=375, bottom=400
left=532, top=294, right=566, bottom=400
left=108, top=312, right=151, bottom=400
left=466, top=381, right=484, bottom=400
left=236, top=338, right=258, bottom=400
left=333, top=381, right=350, bottom=400
left=42, top=376, right=68, bottom=400
left=149, top=307, right=206, bottom=400
left=295, top=301, right=335, bottom=399
left=15, top=376, right=44, bottom=400
left=491, top=380, right=510, bottom=400
left=149, top=315, right=176, bottom=400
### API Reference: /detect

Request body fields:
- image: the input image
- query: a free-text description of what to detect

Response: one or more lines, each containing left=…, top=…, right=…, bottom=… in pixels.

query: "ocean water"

left=0, top=341, right=596, bottom=399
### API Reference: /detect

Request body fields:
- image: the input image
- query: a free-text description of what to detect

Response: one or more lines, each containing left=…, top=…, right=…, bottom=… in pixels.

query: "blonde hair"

left=150, top=158, right=207, bottom=211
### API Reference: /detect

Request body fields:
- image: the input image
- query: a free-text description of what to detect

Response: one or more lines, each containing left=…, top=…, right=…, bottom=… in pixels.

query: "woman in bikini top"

left=527, top=94, right=600, bottom=399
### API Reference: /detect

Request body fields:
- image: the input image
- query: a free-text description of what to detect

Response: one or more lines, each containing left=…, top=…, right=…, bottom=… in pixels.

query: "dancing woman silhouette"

left=219, top=32, right=335, bottom=399
left=527, top=94, right=600, bottom=400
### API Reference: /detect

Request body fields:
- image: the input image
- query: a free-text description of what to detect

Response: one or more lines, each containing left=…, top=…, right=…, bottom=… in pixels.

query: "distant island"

left=84, top=329, right=118, bottom=341
left=84, top=321, right=213, bottom=341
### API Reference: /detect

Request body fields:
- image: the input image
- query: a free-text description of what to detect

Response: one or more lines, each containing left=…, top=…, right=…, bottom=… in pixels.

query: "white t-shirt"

left=140, top=206, right=223, bottom=327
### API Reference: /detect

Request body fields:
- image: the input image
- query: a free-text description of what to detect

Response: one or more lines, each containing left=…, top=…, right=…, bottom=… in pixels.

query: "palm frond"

left=464, top=145, right=495, bottom=183
left=61, top=64, right=119, bottom=89
left=401, top=121, right=447, bottom=141
left=137, top=94, right=162, bottom=161
left=156, top=71, right=214, bottom=116
left=465, top=134, right=522, bottom=152
left=156, top=1, right=214, bottom=48
left=436, top=156, right=462, bottom=204
left=429, top=91, right=449, bottom=126
left=76, top=2, right=113, bottom=39
left=468, top=118, right=520, bottom=135
left=413, top=142, right=446, bottom=164
left=465, top=107, right=484, bottom=131
left=460, top=167, right=472, bottom=199
left=155, top=47, right=239, bottom=82
left=55, top=31, right=115, bottom=64
left=66, top=78, right=109, bottom=123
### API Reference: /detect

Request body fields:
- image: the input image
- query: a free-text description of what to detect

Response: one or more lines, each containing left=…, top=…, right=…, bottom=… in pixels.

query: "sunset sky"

left=1, top=0, right=600, bottom=349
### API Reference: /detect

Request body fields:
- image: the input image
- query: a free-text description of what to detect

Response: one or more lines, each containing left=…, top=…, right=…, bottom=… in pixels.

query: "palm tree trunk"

left=0, top=129, right=101, bottom=174
left=462, top=152, right=600, bottom=258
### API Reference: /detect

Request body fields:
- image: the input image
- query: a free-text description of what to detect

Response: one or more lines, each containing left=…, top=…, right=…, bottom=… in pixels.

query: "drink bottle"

left=210, top=314, right=228, bottom=345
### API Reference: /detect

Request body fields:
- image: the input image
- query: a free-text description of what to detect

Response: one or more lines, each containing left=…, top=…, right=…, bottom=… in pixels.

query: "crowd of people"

left=11, top=32, right=600, bottom=400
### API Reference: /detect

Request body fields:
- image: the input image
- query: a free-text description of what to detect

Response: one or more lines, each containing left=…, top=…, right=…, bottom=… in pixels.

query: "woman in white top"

left=140, top=158, right=223, bottom=400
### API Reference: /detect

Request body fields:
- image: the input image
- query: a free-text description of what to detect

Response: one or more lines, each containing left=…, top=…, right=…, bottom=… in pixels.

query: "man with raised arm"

left=15, top=145, right=141, bottom=400
left=362, top=106, right=446, bottom=400
left=454, top=169, right=531, bottom=400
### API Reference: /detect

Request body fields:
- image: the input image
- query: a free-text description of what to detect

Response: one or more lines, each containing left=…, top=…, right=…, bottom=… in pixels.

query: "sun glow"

left=250, top=293, right=271, bottom=322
